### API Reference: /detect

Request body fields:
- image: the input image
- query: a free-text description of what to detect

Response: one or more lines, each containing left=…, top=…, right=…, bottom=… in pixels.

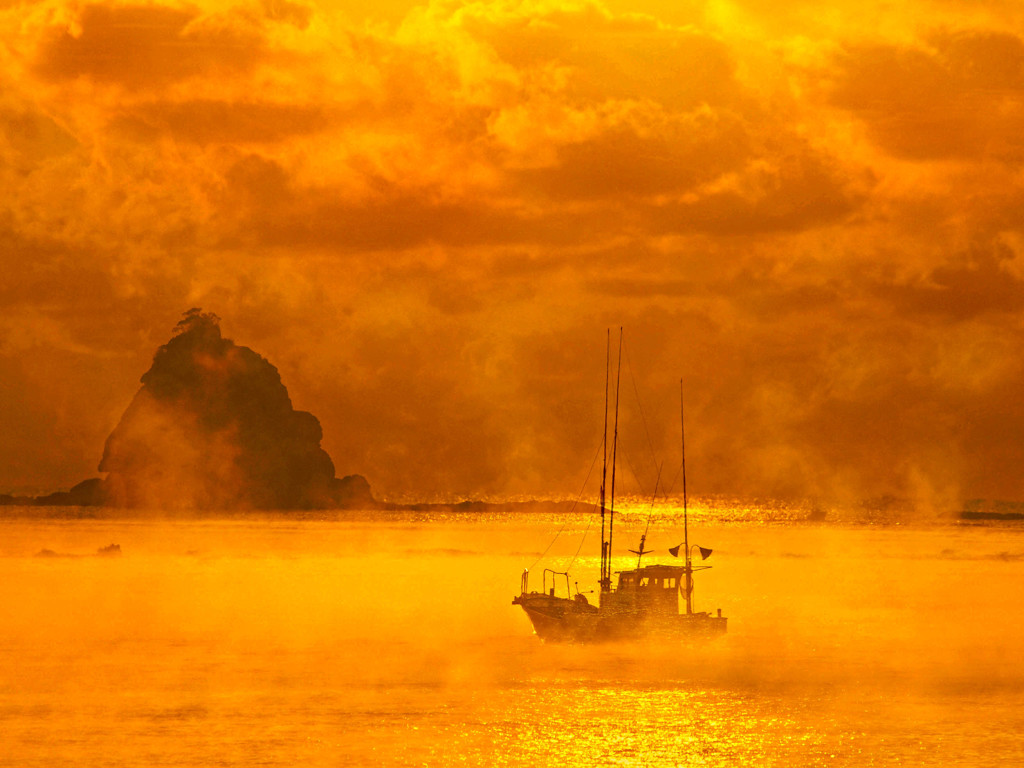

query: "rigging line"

left=528, top=432, right=604, bottom=572
left=620, top=445, right=648, bottom=500
left=639, top=461, right=664, bottom=542
left=663, top=460, right=683, bottom=498
left=622, top=338, right=660, bottom=478
left=565, top=517, right=593, bottom=572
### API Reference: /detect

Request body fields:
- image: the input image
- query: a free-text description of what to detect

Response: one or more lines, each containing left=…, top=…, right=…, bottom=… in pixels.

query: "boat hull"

left=513, top=592, right=727, bottom=643
left=512, top=593, right=600, bottom=642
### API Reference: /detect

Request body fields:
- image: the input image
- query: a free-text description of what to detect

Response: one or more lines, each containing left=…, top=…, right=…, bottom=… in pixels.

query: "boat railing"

left=542, top=569, right=571, bottom=598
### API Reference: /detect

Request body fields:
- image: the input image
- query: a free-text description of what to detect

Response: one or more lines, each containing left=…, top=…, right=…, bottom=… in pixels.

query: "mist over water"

left=2, top=505, right=1023, bottom=766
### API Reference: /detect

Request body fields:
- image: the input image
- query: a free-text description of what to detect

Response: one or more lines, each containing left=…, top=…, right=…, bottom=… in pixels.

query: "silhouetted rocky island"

left=3, top=310, right=586, bottom=516
left=3, top=310, right=373, bottom=511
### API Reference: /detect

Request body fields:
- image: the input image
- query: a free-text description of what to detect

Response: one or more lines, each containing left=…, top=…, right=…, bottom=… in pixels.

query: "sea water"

left=1, top=503, right=1023, bottom=766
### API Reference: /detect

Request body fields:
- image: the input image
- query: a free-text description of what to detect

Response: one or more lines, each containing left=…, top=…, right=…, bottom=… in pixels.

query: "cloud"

left=111, top=99, right=328, bottom=145
left=32, top=3, right=267, bottom=89
left=2, top=0, right=1024, bottom=506
left=830, top=31, right=1024, bottom=160
left=870, top=240, right=1024, bottom=321
left=0, top=104, right=77, bottom=168
left=510, top=105, right=753, bottom=201
left=648, top=145, right=869, bottom=234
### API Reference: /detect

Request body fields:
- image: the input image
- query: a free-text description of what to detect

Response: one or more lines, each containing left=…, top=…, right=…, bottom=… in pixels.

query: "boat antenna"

left=630, top=461, right=661, bottom=568
left=599, top=329, right=610, bottom=592
left=607, top=327, right=623, bottom=590
left=681, top=378, right=693, bottom=615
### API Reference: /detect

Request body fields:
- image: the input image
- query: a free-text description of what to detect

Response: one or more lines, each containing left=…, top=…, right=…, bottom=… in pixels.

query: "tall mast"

left=681, top=379, right=692, bottom=615
left=608, top=328, right=623, bottom=589
left=599, top=330, right=610, bottom=592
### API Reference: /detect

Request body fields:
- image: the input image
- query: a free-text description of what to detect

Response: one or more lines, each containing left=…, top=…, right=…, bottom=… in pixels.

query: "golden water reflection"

left=1, top=511, right=1023, bottom=766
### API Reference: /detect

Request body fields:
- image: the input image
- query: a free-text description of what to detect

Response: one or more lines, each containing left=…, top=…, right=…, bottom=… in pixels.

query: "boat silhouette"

left=513, top=330, right=727, bottom=642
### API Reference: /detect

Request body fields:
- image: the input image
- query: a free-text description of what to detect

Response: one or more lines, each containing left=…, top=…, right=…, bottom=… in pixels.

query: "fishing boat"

left=513, top=330, right=727, bottom=643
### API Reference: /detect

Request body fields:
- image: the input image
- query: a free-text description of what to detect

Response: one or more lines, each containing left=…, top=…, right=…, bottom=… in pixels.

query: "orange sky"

left=2, top=0, right=1024, bottom=506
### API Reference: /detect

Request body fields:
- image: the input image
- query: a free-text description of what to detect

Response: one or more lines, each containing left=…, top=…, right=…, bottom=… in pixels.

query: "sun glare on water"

left=1, top=506, right=1023, bottom=766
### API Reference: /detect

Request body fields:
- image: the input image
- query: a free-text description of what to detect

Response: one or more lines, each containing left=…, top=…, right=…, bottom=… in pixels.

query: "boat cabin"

left=617, top=564, right=684, bottom=591
left=603, top=564, right=688, bottom=617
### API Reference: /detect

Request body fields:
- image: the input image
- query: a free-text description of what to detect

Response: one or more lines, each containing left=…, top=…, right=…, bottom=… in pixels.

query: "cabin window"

left=639, top=577, right=649, bottom=587
left=665, top=578, right=676, bottom=589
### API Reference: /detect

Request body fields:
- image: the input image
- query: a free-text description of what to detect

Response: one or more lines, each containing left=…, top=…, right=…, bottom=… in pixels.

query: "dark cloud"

left=513, top=113, right=751, bottom=201
left=0, top=106, right=77, bottom=165
left=831, top=32, right=1024, bottom=160
left=649, top=147, right=868, bottom=234
left=33, top=4, right=265, bottom=89
left=214, top=154, right=621, bottom=250
left=472, top=5, right=743, bottom=110
left=586, top=277, right=700, bottom=298
left=871, top=241, right=1024, bottom=321
left=112, top=100, right=327, bottom=145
